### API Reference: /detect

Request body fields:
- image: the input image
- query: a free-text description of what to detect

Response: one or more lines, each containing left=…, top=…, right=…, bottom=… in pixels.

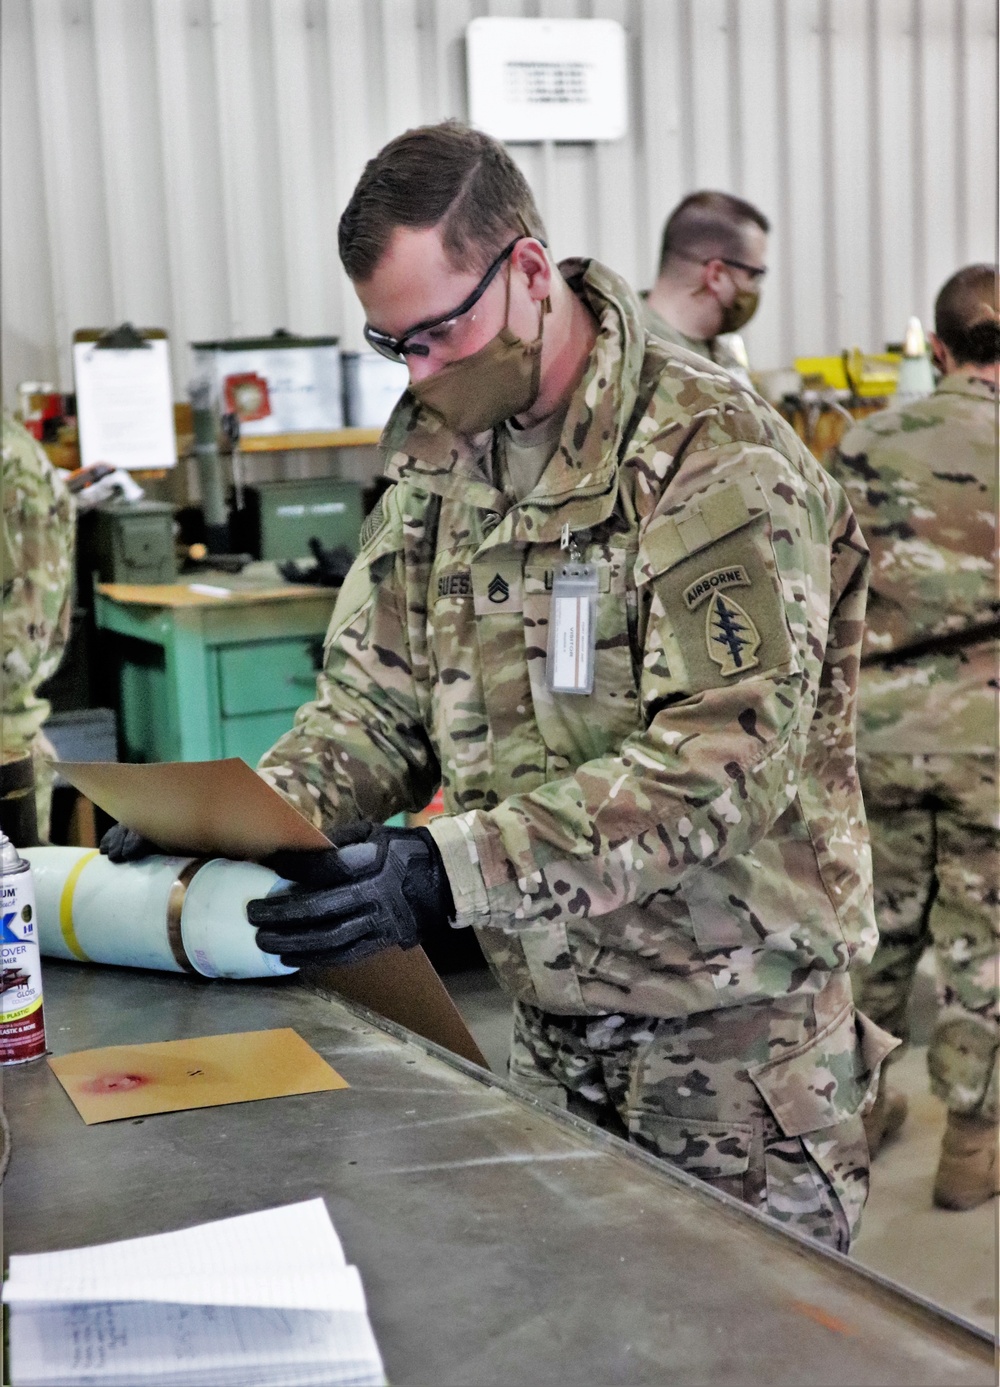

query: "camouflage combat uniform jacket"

left=1, top=411, right=74, bottom=753
left=262, top=261, right=886, bottom=1112
left=829, top=376, right=999, bottom=753
left=641, top=299, right=752, bottom=390
left=829, top=376, right=998, bottom=1118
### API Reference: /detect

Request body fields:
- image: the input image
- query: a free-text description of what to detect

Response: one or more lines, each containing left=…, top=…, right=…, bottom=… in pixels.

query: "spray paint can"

left=0, top=829, right=46, bottom=1063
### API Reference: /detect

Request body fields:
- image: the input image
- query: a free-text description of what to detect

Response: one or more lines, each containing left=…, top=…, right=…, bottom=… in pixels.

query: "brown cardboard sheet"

left=48, top=1027, right=348, bottom=1124
left=56, top=758, right=331, bottom=858
left=55, top=759, right=488, bottom=1068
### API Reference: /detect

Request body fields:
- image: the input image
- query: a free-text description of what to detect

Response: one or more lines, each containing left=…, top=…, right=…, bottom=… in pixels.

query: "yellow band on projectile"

left=59, top=851, right=99, bottom=962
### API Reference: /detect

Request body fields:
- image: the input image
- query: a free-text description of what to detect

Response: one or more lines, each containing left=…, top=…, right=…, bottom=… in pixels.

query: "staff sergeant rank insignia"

left=488, top=573, right=510, bottom=604
left=706, top=591, right=760, bottom=676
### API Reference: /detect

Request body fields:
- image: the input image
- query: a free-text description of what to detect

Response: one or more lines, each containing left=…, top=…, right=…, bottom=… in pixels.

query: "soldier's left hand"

left=246, top=821, right=455, bottom=968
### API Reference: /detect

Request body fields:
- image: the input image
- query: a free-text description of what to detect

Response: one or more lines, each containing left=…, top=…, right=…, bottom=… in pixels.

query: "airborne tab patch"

left=706, top=592, right=760, bottom=676
left=683, top=565, right=751, bottom=609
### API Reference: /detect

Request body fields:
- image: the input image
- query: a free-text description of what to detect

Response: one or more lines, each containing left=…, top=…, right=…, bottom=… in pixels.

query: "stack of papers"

left=4, top=1200, right=386, bottom=1386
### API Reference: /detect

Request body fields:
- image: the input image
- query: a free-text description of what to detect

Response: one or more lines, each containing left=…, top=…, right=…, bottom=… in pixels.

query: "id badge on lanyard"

left=547, top=560, right=599, bottom=695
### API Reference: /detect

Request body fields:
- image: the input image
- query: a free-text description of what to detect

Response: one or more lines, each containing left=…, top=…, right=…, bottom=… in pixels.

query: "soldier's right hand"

left=99, top=821, right=160, bottom=863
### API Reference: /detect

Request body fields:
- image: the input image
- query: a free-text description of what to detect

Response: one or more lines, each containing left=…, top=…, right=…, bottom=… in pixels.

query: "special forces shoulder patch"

left=681, top=565, right=759, bottom=675
left=705, top=591, right=760, bottom=676
left=653, top=539, right=796, bottom=690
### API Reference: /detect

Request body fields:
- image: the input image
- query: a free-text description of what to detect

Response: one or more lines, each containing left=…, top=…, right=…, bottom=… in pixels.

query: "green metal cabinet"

left=232, top=479, right=364, bottom=561
left=94, top=581, right=336, bottom=766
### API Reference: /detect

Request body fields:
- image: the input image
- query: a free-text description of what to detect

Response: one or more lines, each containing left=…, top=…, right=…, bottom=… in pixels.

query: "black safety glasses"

left=363, top=236, right=527, bottom=363
left=718, top=257, right=768, bottom=282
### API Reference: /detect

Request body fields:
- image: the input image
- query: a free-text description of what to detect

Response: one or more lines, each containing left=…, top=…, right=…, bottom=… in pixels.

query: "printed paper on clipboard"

left=74, top=333, right=177, bottom=470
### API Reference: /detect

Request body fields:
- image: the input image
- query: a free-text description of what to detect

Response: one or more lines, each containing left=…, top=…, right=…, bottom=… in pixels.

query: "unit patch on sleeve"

left=651, top=526, right=798, bottom=691
left=705, top=591, right=760, bottom=676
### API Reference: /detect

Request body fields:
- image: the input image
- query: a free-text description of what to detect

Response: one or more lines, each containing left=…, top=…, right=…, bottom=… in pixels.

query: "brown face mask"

left=717, top=276, right=759, bottom=334
left=409, top=271, right=548, bottom=437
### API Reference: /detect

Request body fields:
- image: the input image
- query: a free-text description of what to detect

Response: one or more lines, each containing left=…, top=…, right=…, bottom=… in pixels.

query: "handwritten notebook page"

left=4, top=1199, right=354, bottom=1308
left=5, top=1200, right=386, bottom=1387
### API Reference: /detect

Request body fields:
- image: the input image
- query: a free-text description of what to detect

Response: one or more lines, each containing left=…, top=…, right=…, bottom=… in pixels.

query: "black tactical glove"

left=246, top=821, right=456, bottom=969
left=99, top=821, right=160, bottom=863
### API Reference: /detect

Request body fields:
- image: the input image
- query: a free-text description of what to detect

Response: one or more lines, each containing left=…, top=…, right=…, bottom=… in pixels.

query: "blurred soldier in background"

left=1, top=411, right=74, bottom=842
left=643, top=191, right=770, bottom=388
left=830, top=265, right=999, bottom=1210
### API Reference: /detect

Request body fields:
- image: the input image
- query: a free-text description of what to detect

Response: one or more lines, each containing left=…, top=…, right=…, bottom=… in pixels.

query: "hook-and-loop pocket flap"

left=636, top=479, right=764, bottom=585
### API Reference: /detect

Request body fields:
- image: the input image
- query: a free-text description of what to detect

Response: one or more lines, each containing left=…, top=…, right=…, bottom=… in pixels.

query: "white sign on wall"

left=466, top=18, right=628, bottom=144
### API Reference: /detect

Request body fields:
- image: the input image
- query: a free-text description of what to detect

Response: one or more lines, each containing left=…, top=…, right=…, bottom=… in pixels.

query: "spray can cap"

left=0, top=830, right=25, bottom=874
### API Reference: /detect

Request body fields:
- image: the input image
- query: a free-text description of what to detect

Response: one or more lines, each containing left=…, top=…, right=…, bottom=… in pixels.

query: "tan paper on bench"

left=56, top=758, right=488, bottom=1068
left=48, top=1027, right=349, bottom=1125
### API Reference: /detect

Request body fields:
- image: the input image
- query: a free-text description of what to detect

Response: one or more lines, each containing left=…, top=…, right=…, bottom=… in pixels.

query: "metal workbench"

left=3, top=961, right=994, bottom=1385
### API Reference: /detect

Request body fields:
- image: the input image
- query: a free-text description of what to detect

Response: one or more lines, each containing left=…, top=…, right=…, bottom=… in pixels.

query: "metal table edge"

left=300, top=975, right=997, bottom=1360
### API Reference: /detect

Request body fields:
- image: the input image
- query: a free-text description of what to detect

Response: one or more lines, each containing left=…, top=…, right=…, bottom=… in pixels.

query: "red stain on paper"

left=82, top=1072, right=149, bottom=1094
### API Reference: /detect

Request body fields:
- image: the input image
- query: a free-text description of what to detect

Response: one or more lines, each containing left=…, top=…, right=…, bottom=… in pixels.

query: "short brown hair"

left=338, top=121, right=547, bottom=282
left=658, top=190, right=769, bottom=275
left=935, top=264, right=1000, bottom=366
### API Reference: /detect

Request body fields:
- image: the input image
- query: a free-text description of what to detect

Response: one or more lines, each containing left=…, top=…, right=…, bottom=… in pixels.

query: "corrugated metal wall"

left=2, top=0, right=997, bottom=405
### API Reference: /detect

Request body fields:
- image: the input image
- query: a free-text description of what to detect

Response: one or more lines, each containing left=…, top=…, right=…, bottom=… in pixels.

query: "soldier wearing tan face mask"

left=643, top=190, right=770, bottom=389
left=104, top=121, right=896, bottom=1255
left=226, top=120, right=900, bottom=1257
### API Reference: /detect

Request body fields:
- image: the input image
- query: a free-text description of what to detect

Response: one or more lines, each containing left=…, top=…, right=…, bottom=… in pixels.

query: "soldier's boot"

left=863, top=1073, right=908, bottom=1159
left=932, top=1113, right=1000, bottom=1211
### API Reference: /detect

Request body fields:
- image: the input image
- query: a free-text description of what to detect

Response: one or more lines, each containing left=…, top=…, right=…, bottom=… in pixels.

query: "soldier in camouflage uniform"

left=829, top=265, right=999, bottom=1210
left=641, top=191, right=769, bottom=389
left=157, top=122, right=892, bottom=1251
left=1, top=410, right=74, bottom=841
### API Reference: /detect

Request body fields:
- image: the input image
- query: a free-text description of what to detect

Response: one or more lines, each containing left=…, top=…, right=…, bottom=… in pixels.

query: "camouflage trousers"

left=509, top=983, right=881, bottom=1254
left=855, top=753, right=1000, bottom=1120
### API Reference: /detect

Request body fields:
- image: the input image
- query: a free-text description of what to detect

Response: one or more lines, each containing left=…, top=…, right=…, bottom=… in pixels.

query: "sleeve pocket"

left=636, top=480, right=799, bottom=690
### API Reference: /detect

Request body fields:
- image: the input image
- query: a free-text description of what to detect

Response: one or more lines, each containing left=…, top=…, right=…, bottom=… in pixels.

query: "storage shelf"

left=238, top=428, right=381, bottom=453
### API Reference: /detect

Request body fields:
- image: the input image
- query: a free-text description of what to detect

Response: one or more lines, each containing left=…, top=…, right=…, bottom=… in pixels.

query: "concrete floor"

left=443, top=960, right=998, bottom=1335
left=852, top=1042, right=997, bottom=1332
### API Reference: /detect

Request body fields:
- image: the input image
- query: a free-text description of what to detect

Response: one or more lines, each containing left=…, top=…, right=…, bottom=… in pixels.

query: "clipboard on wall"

left=73, top=324, right=177, bottom=471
